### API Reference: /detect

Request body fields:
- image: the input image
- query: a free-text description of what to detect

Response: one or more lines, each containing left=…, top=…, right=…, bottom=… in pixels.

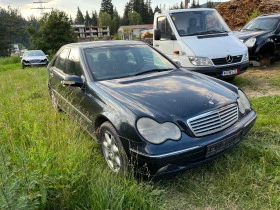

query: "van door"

left=153, top=16, right=175, bottom=59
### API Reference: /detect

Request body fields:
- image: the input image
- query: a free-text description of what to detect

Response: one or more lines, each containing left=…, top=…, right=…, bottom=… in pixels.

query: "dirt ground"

left=234, top=62, right=280, bottom=98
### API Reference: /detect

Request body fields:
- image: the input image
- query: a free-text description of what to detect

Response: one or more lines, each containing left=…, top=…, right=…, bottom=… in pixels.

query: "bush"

left=0, top=55, right=21, bottom=65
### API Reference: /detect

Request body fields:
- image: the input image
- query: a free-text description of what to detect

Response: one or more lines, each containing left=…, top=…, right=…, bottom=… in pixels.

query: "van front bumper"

left=185, top=61, right=249, bottom=78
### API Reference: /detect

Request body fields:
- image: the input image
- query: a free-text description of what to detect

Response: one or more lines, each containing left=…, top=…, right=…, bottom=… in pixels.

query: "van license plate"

left=222, top=69, right=237, bottom=76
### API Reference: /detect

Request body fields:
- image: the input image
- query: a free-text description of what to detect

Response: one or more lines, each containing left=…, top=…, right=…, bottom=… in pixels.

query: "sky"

left=0, top=0, right=228, bottom=19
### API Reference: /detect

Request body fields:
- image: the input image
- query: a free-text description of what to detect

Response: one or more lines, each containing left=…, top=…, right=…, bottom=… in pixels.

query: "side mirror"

left=46, top=55, right=49, bottom=57
left=154, top=29, right=161, bottom=40
left=61, top=75, right=84, bottom=87
left=20, top=56, right=23, bottom=58
left=171, top=34, right=177, bottom=40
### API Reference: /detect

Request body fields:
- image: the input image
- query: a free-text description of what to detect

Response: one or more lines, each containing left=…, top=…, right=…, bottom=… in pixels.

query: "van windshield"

left=170, top=10, right=231, bottom=36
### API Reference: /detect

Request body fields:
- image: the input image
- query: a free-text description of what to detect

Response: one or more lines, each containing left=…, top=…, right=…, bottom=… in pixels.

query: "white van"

left=153, top=8, right=249, bottom=78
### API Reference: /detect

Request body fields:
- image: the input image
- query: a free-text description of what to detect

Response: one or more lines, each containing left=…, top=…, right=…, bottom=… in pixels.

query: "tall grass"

left=0, top=67, right=161, bottom=209
left=0, top=55, right=21, bottom=65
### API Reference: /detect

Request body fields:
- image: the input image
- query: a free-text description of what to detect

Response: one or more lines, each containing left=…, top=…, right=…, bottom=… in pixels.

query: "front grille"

left=187, top=104, right=238, bottom=137
left=30, top=60, right=41, bottom=63
left=212, top=55, right=242, bottom=66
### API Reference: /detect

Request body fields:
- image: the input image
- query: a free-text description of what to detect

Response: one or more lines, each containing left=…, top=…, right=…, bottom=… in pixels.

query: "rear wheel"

left=99, top=122, right=128, bottom=174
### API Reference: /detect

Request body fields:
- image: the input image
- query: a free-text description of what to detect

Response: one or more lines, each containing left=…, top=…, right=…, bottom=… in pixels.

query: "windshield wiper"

left=253, top=28, right=265, bottom=31
left=135, top=68, right=173, bottom=76
left=187, top=30, right=228, bottom=36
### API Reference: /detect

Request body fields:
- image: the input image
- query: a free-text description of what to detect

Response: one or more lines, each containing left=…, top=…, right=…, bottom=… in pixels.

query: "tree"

left=154, top=5, right=161, bottom=13
left=110, top=8, right=121, bottom=35
left=84, top=11, right=91, bottom=26
left=0, top=6, right=25, bottom=56
left=92, top=10, right=98, bottom=26
left=98, top=12, right=111, bottom=26
left=100, top=0, right=114, bottom=19
left=206, top=0, right=215, bottom=8
left=128, top=11, right=142, bottom=25
left=28, top=10, right=77, bottom=53
left=75, top=7, right=84, bottom=24
left=180, top=1, right=184, bottom=9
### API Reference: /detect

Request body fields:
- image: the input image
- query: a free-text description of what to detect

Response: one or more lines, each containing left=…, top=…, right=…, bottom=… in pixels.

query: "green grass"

left=0, top=64, right=161, bottom=209
left=0, top=58, right=279, bottom=209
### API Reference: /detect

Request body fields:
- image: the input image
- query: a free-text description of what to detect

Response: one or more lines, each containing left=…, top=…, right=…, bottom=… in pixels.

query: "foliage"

left=75, top=7, right=84, bottom=24
left=0, top=7, right=26, bottom=57
left=249, top=8, right=260, bottom=22
left=190, top=0, right=200, bottom=8
left=0, top=55, right=21, bottom=65
left=170, top=1, right=184, bottom=10
left=98, top=12, right=111, bottom=27
left=100, top=0, right=114, bottom=19
left=206, top=0, right=215, bottom=8
left=91, top=10, right=98, bottom=26
left=110, top=8, right=121, bottom=35
left=128, top=11, right=142, bottom=25
left=27, top=10, right=77, bottom=53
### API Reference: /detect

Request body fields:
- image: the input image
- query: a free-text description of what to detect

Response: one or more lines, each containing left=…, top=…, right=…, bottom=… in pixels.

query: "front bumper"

left=185, top=61, right=249, bottom=78
left=128, top=110, right=257, bottom=177
left=22, top=61, right=48, bottom=66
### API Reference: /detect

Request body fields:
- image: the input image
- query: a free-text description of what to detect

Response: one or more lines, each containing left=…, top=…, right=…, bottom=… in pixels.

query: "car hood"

left=96, top=70, right=238, bottom=122
left=233, top=30, right=268, bottom=41
left=180, top=32, right=246, bottom=58
left=22, top=56, right=47, bottom=60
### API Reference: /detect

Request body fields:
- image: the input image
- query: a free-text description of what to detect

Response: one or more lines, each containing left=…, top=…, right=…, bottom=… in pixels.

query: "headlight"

left=244, top=37, right=256, bottom=47
left=189, top=56, right=212, bottom=66
left=243, top=51, right=249, bottom=61
left=136, top=118, right=181, bottom=144
left=237, top=89, right=251, bottom=115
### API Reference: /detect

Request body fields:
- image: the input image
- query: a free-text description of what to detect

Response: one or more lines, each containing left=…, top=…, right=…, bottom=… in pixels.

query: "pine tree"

left=92, top=10, right=98, bottom=26
left=180, top=1, right=184, bottom=9
left=100, top=0, right=114, bottom=19
left=206, top=0, right=215, bottom=8
left=154, top=5, right=161, bottom=13
left=75, top=7, right=84, bottom=24
left=84, top=11, right=91, bottom=26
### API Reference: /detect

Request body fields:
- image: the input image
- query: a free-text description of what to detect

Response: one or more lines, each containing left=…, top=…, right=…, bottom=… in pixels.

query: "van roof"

left=158, top=8, right=216, bottom=15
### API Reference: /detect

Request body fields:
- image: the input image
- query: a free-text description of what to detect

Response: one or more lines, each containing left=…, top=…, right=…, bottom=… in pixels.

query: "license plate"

left=222, top=69, right=237, bottom=76
left=206, top=133, right=241, bottom=158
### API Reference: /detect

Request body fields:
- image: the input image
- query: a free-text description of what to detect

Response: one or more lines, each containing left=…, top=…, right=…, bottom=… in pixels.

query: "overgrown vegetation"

left=0, top=57, right=279, bottom=209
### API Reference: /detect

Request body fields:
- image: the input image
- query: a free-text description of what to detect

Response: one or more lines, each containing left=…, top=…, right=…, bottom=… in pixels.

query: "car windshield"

left=84, top=45, right=176, bottom=80
left=170, top=10, right=231, bottom=36
left=24, top=51, right=45, bottom=57
left=241, top=17, right=279, bottom=31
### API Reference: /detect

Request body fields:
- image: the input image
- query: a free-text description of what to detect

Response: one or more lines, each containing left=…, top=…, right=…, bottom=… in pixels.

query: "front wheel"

left=22, top=63, right=25, bottom=69
left=99, top=122, right=128, bottom=174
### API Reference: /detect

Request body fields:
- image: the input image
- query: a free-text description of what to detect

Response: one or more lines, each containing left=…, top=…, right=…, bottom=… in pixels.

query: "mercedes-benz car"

left=21, top=50, right=49, bottom=69
left=234, top=13, right=280, bottom=64
left=47, top=40, right=257, bottom=177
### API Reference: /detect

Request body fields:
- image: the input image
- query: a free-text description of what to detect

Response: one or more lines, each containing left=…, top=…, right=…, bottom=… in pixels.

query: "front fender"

left=255, top=38, right=276, bottom=55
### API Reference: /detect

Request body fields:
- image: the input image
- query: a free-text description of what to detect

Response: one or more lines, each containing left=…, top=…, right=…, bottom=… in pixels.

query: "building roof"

left=119, top=24, right=153, bottom=30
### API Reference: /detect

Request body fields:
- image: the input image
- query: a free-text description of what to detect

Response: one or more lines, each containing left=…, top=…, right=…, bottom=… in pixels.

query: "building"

left=118, top=24, right=153, bottom=40
left=71, top=25, right=110, bottom=42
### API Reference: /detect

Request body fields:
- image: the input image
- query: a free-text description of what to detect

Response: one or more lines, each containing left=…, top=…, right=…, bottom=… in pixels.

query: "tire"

left=48, top=85, right=61, bottom=111
left=22, top=63, right=25, bottom=69
left=99, top=122, right=128, bottom=174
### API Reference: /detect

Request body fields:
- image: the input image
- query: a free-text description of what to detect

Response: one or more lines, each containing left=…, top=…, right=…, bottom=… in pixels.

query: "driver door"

left=153, top=16, right=175, bottom=59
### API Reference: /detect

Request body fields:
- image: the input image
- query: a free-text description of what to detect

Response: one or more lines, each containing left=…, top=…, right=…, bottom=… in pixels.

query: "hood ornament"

left=207, top=92, right=214, bottom=105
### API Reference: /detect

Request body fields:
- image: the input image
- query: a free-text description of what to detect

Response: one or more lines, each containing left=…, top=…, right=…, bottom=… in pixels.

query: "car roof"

left=257, top=13, right=280, bottom=19
left=65, top=40, right=147, bottom=49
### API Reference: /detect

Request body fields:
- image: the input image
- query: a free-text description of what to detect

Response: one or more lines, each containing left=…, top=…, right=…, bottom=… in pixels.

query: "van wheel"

left=99, top=122, right=128, bottom=174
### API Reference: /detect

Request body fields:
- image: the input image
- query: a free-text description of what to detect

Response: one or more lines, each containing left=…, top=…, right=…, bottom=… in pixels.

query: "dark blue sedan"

left=47, top=40, right=257, bottom=176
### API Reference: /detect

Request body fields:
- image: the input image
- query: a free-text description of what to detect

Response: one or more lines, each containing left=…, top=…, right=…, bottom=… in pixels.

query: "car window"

left=84, top=45, right=176, bottom=80
left=157, top=16, right=173, bottom=40
left=242, top=17, right=279, bottom=31
left=67, top=48, right=83, bottom=76
left=54, top=48, right=69, bottom=72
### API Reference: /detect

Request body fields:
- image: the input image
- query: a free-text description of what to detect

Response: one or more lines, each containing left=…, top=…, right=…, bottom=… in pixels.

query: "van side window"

left=157, top=16, right=172, bottom=40
left=54, top=48, right=69, bottom=72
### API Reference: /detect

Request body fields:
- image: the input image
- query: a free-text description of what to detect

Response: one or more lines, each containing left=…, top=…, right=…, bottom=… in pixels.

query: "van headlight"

left=237, top=89, right=251, bottom=115
left=189, top=56, right=213, bottom=66
left=244, top=37, right=256, bottom=47
left=136, top=118, right=181, bottom=144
